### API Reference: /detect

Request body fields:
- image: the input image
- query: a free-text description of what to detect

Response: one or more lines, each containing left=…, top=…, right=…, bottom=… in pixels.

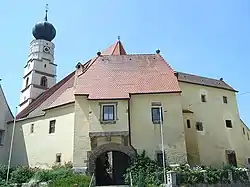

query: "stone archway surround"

left=88, top=143, right=136, bottom=174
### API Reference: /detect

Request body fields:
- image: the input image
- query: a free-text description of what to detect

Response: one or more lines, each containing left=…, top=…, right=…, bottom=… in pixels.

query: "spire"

left=101, top=38, right=127, bottom=55
left=32, top=4, right=56, bottom=41
left=44, top=4, right=48, bottom=21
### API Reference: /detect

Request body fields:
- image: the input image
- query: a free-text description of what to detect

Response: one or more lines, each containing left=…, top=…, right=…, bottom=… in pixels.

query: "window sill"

left=100, top=120, right=116, bottom=124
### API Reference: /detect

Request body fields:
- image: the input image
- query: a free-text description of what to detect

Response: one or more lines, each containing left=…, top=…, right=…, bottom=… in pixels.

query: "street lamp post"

left=159, top=107, right=167, bottom=185
left=6, top=106, right=17, bottom=184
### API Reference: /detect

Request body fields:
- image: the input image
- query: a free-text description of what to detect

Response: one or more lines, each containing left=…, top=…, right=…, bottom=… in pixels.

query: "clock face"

left=43, top=46, right=51, bottom=53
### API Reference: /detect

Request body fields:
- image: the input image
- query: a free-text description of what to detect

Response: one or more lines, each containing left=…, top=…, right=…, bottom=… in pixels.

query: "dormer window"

left=40, top=76, right=47, bottom=87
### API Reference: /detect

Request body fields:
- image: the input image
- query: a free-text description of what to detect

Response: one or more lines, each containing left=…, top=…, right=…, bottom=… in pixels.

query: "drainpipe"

left=127, top=98, right=136, bottom=152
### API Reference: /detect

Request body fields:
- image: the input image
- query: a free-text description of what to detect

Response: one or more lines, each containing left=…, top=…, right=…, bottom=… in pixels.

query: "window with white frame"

left=0, top=130, right=5, bottom=145
left=151, top=102, right=163, bottom=124
left=100, top=103, right=117, bottom=123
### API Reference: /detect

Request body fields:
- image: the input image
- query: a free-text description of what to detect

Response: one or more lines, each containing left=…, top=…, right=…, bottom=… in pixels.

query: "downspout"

left=127, top=97, right=136, bottom=153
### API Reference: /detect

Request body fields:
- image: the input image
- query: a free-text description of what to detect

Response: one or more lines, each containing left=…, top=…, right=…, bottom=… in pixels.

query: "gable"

left=0, top=85, right=13, bottom=128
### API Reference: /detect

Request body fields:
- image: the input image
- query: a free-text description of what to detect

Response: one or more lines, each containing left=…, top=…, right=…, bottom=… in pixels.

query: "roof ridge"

left=77, top=56, right=100, bottom=77
left=111, top=41, right=119, bottom=55
left=177, top=71, right=223, bottom=81
left=100, top=53, right=157, bottom=56
left=157, top=54, right=175, bottom=73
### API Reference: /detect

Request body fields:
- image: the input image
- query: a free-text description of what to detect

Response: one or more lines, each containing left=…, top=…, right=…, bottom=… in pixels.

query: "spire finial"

left=117, top=36, right=120, bottom=41
left=45, top=4, right=49, bottom=21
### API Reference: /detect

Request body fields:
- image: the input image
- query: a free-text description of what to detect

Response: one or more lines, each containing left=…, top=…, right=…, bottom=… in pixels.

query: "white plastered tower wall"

left=19, top=39, right=56, bottom=112
left=18, top=6, right=57, bottom=113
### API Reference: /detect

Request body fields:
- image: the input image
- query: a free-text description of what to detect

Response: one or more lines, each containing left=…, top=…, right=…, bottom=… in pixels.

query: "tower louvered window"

left=40, top=76, right=48, bottom=87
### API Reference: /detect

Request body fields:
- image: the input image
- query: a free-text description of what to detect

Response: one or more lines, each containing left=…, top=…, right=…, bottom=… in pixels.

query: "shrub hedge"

left=124, top=151, right=250, bottom=186
left=0, top=162, right=91, bottom=186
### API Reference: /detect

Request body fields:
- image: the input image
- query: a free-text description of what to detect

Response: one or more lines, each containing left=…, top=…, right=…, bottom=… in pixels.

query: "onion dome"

left=32, top=7, right=56, bottom=42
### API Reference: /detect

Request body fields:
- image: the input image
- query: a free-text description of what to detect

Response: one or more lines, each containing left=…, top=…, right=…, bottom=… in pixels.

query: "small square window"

left=151, top=107, right=163, bottom=124
left=223, top=96, right=228, bottom=104
left=225, top=120, right=232, bottom=128
left=103, top=105, right=115, bottom=121
left=30, top=124, right=34, bottom=133
left=0, top=130, right=5, bottom=145
left=186, top=119, right=191, bottom=128
left=196, top=122, right=203, bottom=131
left=49, top=120, right=56, bottom=134
left=56, top=153, right=61, bottom=163
left=201, top=95, right=207, bottom=102
left=243, top=128, right=245, bottom=135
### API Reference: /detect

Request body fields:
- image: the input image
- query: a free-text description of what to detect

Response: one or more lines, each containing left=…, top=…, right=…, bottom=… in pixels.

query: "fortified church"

left=0, top=8, right=250, bottom=186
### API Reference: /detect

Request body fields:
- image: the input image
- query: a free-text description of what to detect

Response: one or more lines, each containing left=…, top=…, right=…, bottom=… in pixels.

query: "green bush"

left=125, top=150, right=250, bottom=186
left=33, top=167, right=73, bottom=182
left=0, top=180, right=11, bottom=187
left=124, top=151, right=165, bottom=186
left=51, top=161, right=73, bottom=170
left=48, top=174, right=91, bottom=187
left=175, top=165, right=205, bottom=185
left=0, top=165, right=8, bottom=181
left=9, top=166, right=36, bottom=184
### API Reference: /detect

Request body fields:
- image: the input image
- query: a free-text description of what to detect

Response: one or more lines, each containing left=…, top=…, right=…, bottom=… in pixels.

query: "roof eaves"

left=178, top=80, right=238, bottom=92
left=129, top=91, right=182, bottom=96
left=43, top=101, right=75, bottom=111
left=240, top=119, right=250, bottom=131
left=7, top=113, right=45, bottom=124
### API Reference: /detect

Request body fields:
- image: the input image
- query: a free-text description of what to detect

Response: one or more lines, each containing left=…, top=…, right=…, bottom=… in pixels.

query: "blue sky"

left=0, top=0, right=249, bottom=126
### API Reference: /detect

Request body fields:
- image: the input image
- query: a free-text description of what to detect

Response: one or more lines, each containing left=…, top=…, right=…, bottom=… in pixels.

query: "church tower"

left=19, top=6, right=57, bottom=112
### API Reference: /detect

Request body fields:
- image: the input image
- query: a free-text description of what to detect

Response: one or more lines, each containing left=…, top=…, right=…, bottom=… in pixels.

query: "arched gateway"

left=88, top=143, right=136, bottom=185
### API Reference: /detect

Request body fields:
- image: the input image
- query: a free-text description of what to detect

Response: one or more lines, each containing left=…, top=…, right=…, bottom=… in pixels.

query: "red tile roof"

left=102, top=40, right=127, bottom=55
left=75, top=54, right=180, bottom=99
left=13, top=40, right=237, bottom=121
left=16, top=71, right=75, bottom=120
left=176, top=72, right=237, bottom=92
